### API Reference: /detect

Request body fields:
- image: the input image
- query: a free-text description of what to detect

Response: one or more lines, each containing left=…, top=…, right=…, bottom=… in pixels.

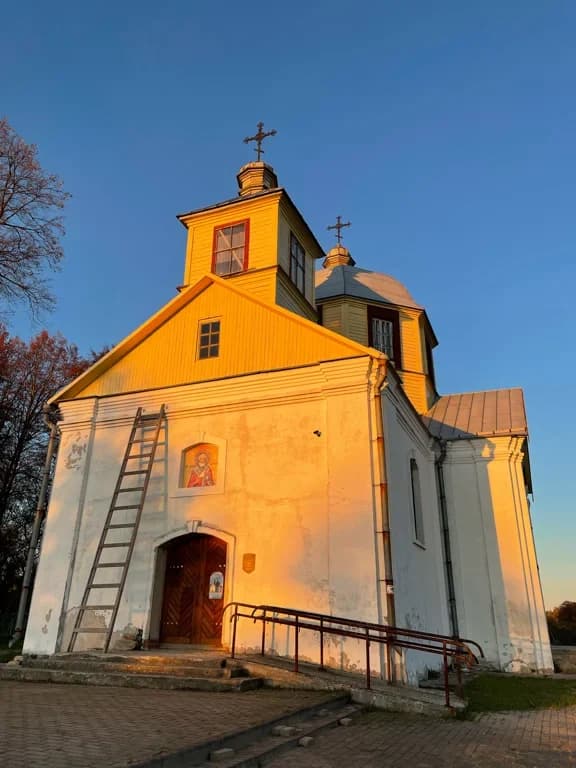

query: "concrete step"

left=0, top=665, right=263, bottom=692
left=126, top=692, right=353, bottom=767
left=20, top=657, right=248, bottom=679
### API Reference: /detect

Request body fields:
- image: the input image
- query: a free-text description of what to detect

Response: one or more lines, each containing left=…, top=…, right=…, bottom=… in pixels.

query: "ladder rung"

left=108, top=523, right=136, bottom=529
left=126, top=453, right=152, bottom=460
left=95, top=562, right=127, bottom=568
left=79, top=605, right=115, bottom=611
left=111, top=505, right=139, bottom=511
left=71, top=627, right=108, bottom=634
left=91, top=582, right=121, bottom=588
left=131, top=438, right=154, bottom=443
left=101, top=542, right=130, bottom=548
left=123, top=470, right=147, bottom=475
left=139, top=413, right=162, bottom=421
left=118, top=487, right=144, bottom=492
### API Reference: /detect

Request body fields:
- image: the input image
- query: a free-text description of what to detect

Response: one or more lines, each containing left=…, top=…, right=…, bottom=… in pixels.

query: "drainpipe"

left=435, top=440, right=459, bottom=637
left=9, top=404, right=62, bottom=648
left=369, top=359, right=399, bottom=685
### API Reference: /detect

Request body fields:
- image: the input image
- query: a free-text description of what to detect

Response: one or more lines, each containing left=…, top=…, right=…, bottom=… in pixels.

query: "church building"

left=23, top=133, right=553, bottom=683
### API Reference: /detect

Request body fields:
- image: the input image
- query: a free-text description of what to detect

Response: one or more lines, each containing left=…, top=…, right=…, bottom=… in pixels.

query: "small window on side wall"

left=410, top=458, right=425, bottom=546
left=212, top=220, right=249, bottom=276
left=198, top=320, right=220, bottom=359
left=289, top=233, right=305, bottom=293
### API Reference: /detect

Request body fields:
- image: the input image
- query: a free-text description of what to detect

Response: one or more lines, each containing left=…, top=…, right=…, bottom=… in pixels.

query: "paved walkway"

left=0, top=681, right=332, bottom=767
left=1, top=680, right=576, bottom=767
left=270, top=706, right=576, bottom=768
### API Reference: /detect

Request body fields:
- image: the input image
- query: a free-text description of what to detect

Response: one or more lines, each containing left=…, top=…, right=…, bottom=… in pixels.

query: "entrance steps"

left=2, top=649, right=465, bottom=715
left=1, top=650, right=263, bottom=692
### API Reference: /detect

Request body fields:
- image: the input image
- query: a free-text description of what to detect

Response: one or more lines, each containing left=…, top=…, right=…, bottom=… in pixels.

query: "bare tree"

left=0, top=118, right=70, bottom=317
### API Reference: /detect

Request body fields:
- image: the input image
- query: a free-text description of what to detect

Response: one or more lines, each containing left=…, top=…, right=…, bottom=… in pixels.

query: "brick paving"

left=269, top=706, right=576, bottom=767
left=1, top=680, right=576, bottom=767
left=0, top=681, right=333, bottom=767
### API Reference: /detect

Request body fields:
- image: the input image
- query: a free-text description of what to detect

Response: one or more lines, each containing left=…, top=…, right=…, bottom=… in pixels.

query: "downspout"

left=435, top=440, right=459, bottom=637
left=9, top=404, right=62, bottom=647
left=370, top=360, right=401, bottom=682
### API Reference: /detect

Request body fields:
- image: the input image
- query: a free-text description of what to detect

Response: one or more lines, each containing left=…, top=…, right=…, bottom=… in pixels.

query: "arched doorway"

left=159, top=533, right=227, bottom=645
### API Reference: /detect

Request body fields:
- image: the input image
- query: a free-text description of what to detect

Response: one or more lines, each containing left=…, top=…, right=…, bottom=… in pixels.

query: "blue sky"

left=3, top=1, right=574, bottom=608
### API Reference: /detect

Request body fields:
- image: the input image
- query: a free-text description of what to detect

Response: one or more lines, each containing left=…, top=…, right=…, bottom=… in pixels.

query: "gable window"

left=410, top=458, right=425, bottom=546
left=289, top=233, right=305, bottom=292
left=368, top=306, right=401, bottom=366
left=198, top=320, right=220, bottom=359
left=212, top=220, right=249, bottom=276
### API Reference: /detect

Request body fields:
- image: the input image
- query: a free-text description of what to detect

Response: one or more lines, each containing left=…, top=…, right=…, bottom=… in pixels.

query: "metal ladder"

left=68, top=405, right=166, bottom=652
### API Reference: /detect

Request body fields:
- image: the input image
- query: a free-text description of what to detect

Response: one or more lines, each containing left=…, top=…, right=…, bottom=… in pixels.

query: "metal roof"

left=315, top=265, right=423, bottom=310
left=422, top=388, right=528, bottom=441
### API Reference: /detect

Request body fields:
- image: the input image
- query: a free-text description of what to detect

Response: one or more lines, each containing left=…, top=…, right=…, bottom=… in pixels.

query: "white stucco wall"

left=381, top=379, right=452, bottom=684
left=442, top=436, right=553, bottom=672
left=24, top=357, right=387, bottom=673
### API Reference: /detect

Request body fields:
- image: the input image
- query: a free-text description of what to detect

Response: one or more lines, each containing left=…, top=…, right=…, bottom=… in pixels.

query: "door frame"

left=145, top=521, right=236, bottom=648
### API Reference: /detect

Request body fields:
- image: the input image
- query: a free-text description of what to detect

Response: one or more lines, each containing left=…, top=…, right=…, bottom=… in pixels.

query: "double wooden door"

left=160, top=534, right=227, bottom=645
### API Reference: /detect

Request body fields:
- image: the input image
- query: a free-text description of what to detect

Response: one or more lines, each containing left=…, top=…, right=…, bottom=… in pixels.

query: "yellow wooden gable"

left=52, top=274, right=378, bottom=402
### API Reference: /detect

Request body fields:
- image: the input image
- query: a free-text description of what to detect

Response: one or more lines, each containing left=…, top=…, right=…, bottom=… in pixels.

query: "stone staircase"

left=1, top=649, right=465, bottom=716
left=1, top=651, right=263, bottom=692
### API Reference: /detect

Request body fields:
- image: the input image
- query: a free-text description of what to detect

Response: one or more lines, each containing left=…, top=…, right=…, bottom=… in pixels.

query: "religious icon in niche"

left=208, top=571, right=224, bottom=599
left=181, top=443, right=218, bottom=487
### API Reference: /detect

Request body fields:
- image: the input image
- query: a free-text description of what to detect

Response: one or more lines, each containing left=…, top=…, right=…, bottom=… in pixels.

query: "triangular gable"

left=52, top=274, right=380, bottom=402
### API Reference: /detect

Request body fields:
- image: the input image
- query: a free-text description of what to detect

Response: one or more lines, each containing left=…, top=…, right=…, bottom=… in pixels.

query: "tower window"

left=198, top=320, right=220, bottom=359
left=289, top=233, right=305, bottom=292
left=212, top=220, right=249, bottom=276
left=410, top=458, right=425, bottom=546
left=368, top=306, right=401, bottom=365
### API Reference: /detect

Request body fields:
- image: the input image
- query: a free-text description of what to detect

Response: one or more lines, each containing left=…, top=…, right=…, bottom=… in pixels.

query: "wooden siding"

left=72, top=281, right=368, bottom=399
left=320, top=301, right=344, bottom=335
left=183, top=193, right=281, bottom=290
left=276, top=271, right=317, bottom=321
left=346, top=301, right=369, bottom=346
left=278, top=200, right=322, bottom=307
left=399, top=308, right=423, bottom=373
left=398, top=371, right=428, bottom=414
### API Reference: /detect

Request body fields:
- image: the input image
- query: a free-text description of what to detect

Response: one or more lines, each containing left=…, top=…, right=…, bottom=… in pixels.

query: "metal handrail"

left=221, top=602, right=483, bottom=709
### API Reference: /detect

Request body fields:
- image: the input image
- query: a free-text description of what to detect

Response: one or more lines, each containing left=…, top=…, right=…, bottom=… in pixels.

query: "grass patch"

left=465, top=674, right=576, bottom=712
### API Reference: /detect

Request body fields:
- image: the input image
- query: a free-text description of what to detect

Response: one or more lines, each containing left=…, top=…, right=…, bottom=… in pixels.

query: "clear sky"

left=3, top=1, right=574, bottom=609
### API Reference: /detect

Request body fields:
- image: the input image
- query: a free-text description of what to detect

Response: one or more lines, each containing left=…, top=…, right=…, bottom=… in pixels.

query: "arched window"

left=410, top=458, right=425, bottom=545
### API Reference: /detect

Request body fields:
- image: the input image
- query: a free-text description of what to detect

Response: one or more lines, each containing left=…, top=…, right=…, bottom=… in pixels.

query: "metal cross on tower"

left=327, top=215, right=351, bottom=245
left=243, top=121, right=277, bottom=161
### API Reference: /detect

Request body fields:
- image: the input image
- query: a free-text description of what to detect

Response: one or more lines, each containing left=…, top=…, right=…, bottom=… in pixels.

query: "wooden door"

left=159, top=534, right=227, bottom=645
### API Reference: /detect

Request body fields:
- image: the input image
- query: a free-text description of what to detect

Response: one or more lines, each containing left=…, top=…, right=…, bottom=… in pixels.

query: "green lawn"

left=465, top=674, right=576, bottom=712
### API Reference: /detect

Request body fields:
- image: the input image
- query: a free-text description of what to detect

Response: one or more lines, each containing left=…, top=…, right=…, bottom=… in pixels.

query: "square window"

left=198, top=320, right=220, bottom=359
left=213, top=221, right=249, bottom=276
left=289, top=233, right=305, bottom=293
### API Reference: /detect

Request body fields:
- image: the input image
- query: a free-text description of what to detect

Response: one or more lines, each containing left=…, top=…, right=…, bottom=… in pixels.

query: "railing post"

left=386, top=639, right=392, bottom=684
left=366, top=628, right=371, bottom=690
left=443, top=641, right=450, bottom=708
left=320, top=617, right=324, bottom=670
left=261, top=609, right=266, bottom=656
left=231, top=612, right=238, bottom=660
left=294, top=614, right=299, bottom=674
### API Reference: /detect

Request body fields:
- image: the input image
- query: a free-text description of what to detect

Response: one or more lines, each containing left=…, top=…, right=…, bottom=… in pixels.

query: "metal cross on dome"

left=327, top=215, right=351, bottom=245
left=243, top=121, right=277, bottom=161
